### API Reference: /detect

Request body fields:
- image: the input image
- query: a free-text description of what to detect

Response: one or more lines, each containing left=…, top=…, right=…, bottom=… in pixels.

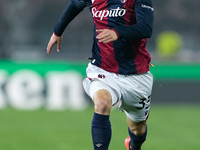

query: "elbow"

left=145, top=27, right=153, bottom=38
left=137, top=19, right=153, bottom=38
left=141, top=23, right=153, bottom=39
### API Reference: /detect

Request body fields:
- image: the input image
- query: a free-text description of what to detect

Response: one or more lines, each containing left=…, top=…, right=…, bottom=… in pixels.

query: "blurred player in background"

left=47, top=0, right=154, bottom=149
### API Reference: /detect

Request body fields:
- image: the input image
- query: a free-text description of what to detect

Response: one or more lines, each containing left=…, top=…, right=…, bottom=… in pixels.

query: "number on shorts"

left=136, top=95, right=151, bottom=110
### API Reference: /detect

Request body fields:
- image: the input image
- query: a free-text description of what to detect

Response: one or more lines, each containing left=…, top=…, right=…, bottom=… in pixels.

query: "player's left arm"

left=113, top=0, right=154, bottom=39
left=96, top=0, right=154, bottom=43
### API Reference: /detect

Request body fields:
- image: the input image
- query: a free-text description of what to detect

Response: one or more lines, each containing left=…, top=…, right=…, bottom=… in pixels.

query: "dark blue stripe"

left=107, top=0, right=137, bottom=74
left=91, top=25, right=102, bottom=67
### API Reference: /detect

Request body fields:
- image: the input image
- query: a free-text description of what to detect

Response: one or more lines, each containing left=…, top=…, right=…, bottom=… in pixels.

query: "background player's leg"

left=91, top=89, right=112, bottom=150
left=126, top=117, right=147, bottom=150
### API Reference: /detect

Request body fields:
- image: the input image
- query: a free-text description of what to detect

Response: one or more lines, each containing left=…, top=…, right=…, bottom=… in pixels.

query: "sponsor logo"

left=96, top=143, right=103, bottom=147
left=92, top=7, right=127, bottom=20
left=141, top=4, right=154, bottom=11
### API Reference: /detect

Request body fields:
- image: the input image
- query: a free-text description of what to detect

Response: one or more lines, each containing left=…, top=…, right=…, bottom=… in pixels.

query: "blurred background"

left=1, top=0, right=200, bottom=61
left=0, top=0, right=200, bottom=107
left=0, top=0, right=200, bottom=149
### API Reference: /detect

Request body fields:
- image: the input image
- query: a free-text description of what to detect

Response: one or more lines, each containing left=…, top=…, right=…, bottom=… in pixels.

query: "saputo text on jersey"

left=92, top=7, right=127, bottom=20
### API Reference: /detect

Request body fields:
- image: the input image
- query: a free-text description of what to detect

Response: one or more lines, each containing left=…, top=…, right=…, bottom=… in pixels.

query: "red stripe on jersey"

left=132, top=39, right=151, bottom=74
left=123, top=0, right=136, bottom=25
left=91, top=0, right=109, bottom=29
left=98, top=42, right=119, bottom=73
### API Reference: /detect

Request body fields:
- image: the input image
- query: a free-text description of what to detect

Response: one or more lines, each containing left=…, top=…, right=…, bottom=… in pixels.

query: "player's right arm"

left=46, top=0, right=86, bottom=54
left=47, top=33, right=62, bottom=54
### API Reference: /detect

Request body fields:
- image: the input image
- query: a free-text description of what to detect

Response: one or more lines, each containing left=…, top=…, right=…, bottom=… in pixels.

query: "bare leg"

left=126, top=117, right=147, bottom=150
left=127, top=117, right=146, bottom=136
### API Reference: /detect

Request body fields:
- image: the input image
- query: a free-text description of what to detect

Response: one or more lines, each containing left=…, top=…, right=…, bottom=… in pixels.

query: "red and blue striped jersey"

left=54, top=0, right=154, bottom=74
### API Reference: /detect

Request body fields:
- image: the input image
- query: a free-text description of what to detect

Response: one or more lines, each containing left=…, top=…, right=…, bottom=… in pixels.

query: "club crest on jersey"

left=92, top=7, right=127, bottom=20
left=121, top=0, right=127, bottom=3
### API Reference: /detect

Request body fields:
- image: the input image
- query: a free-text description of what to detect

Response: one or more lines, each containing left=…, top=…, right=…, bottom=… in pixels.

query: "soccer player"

left=47, top=0, right=154, bottom=150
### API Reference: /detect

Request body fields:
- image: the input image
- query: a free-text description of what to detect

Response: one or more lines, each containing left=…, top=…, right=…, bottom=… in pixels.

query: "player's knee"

left=95, top=99, right=111, bottom=114
left=93, top=89, right=112, bottom=115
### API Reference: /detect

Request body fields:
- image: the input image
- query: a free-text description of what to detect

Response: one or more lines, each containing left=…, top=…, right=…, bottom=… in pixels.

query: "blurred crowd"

left=0, top=0, right=200, bottom=62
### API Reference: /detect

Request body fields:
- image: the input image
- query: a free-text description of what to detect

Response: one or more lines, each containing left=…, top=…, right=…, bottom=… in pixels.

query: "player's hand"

left=96, top=29, right=118, bottom=43
left=47, top=33, right=62, bottom=54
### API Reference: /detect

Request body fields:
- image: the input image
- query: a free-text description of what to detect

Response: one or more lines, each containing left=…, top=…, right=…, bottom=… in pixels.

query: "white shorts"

left=82, top=63, right=153, bottom=122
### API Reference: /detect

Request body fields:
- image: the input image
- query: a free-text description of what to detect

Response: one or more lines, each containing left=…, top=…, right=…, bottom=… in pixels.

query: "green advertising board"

left=1, top=60, right=200, bottom=80
left=0, top=60, right=200, bottom=110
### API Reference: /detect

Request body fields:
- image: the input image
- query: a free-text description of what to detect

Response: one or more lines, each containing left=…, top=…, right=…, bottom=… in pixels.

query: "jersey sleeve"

left=113, top=0, right=154, bottom=39
left=54, top=0, right=86, bottom=36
